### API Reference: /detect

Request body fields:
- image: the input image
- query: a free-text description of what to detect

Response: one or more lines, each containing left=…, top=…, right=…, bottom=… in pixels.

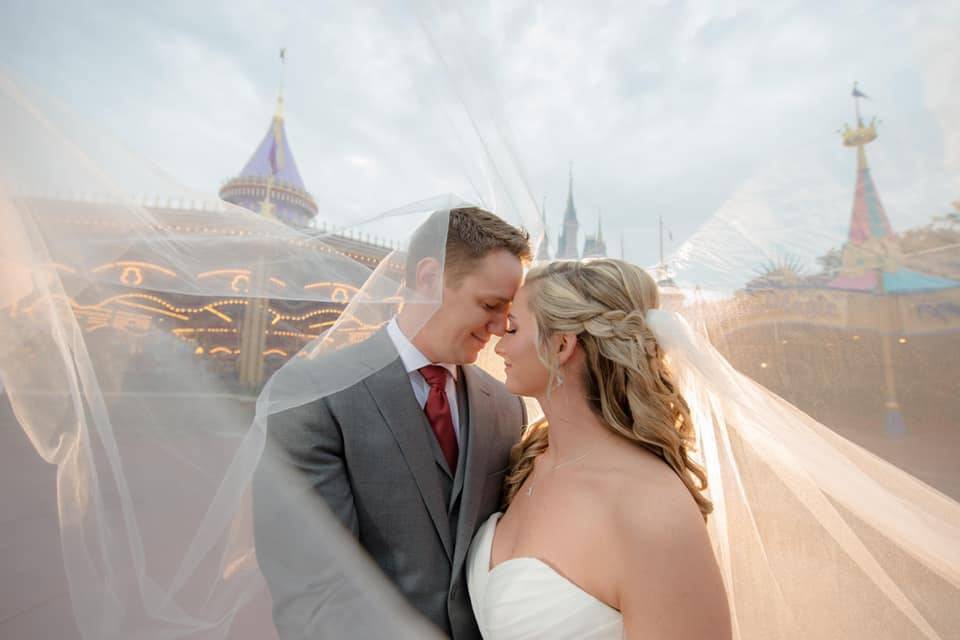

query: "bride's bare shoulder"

left=606, top=446, right=707, bottom=540
left=605, top=444, right=697, bottom=504
left=611, top=467, right=707, bottom=552
left=608, top=452, right=732, bottom=639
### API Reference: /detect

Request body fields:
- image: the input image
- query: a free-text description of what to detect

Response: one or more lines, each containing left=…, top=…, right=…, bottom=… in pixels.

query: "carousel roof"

left=849, top=162, right=894, bottom=245
left=827, top=98, right=958, bottom=295
left=882, top=268, right=959, bottom=293
left=827, top=271, right=878, bottom=292
left=827, top=267, right=959, bottom=293
left=237, top=109, right=307, bottom=191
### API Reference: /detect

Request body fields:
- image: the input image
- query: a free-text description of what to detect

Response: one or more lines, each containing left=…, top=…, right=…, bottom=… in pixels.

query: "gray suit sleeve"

left=252, top=398, right=360, bottom=639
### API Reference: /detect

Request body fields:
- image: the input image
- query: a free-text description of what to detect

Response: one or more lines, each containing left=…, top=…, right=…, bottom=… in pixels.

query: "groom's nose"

left=487, top=312, right=508, bottom=337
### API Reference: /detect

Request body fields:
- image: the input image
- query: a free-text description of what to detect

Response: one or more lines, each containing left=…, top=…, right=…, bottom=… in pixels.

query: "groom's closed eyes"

left=481, top=298, right=511, bottom=312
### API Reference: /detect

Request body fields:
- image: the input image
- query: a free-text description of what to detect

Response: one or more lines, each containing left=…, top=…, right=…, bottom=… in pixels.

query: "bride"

left=467, top=258, right=731, bottom=640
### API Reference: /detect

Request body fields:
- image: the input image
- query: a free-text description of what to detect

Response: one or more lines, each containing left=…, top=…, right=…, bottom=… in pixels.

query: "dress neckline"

left=481, top=512, right=621, bottom=614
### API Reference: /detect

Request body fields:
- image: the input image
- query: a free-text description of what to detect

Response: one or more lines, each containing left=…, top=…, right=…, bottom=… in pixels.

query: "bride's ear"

left=556, top=333, right=578, bottom=366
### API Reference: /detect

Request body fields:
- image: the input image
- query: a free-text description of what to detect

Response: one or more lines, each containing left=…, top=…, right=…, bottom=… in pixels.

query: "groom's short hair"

left=405, top=207, right=531, bottom=288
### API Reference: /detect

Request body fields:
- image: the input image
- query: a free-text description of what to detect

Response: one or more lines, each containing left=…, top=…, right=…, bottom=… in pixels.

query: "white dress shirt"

left=386, top=317, right=462, bottom=443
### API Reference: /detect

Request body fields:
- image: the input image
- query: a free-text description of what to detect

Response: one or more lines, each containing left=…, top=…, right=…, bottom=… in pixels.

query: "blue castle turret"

left=220, top=91, right=318, bottom=226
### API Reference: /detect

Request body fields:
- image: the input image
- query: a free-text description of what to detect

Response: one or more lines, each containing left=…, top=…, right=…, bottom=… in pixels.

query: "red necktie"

left=419, top=365, right=459, bottom=474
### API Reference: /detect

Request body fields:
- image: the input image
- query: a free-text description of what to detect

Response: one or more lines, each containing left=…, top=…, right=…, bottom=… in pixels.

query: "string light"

left=92, top=261, right=177, bottom=278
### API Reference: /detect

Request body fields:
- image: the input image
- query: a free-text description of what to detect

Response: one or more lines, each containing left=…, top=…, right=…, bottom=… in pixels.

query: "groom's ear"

left=414, top=256, right=443, bottom=294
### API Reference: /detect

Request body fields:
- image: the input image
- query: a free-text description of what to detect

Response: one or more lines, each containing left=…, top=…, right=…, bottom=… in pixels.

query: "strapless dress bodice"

left=466, top=512, right=624, bottom=640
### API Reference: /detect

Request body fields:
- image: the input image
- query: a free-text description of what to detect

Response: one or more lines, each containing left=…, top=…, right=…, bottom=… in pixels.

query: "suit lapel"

left=452, top=365, right=495, bottom=575
left=362, top=339, right=454, bottom=562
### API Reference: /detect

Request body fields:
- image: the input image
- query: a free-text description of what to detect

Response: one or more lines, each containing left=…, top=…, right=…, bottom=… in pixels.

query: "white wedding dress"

left=466, top=513, right=624, bottom=640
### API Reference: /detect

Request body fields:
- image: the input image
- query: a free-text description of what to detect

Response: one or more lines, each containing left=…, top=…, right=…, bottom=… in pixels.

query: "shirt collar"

left=386, top=317, right=458, bottom=380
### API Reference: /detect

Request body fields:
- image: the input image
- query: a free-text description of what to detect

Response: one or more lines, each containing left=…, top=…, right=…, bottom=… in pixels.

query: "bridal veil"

left=1, top=2, right=958, bottom=638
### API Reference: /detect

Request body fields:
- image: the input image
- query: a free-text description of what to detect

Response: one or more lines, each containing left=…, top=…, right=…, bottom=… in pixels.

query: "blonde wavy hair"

left=502, top=259, right=713, bottom=519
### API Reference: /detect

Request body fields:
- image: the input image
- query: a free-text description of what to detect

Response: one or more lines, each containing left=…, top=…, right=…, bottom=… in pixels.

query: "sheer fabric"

left=1, top=4, right=959, bottom=640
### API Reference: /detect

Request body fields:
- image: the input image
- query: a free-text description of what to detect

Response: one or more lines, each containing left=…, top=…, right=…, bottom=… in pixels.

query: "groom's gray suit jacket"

left=254, top=329, right=525, bottom=639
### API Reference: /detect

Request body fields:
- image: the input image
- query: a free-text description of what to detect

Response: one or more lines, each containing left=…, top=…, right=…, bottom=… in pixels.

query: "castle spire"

left=563, top=162, right=577, bottom=222
left=582, top=208, right=607, bottom=258
left=535, top=195, right=551, bottom=261
left=557, top=162, right=580, bottom=258
left=275, top=47, right=286, bottom=121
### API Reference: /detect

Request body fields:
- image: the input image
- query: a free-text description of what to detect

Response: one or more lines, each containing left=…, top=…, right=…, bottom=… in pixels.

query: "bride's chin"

left=504, top=379, right=537, bottom=399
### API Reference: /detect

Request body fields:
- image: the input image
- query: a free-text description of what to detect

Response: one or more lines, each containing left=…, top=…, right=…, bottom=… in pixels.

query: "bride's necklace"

left=525, top=448, right=595, bottom=497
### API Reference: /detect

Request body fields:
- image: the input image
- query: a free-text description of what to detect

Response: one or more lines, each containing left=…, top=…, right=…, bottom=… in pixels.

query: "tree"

left=816, top=247, right=843, bottom=278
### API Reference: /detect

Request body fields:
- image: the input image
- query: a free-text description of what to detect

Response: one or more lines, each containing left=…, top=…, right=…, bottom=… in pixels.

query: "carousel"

left=698, top=87, right=960, bottom=495
left=10, top=91, right=397, bottom=391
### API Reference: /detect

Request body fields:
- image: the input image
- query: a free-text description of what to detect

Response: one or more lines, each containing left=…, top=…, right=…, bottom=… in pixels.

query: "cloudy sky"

left=1, top=0, right=957, bottom=283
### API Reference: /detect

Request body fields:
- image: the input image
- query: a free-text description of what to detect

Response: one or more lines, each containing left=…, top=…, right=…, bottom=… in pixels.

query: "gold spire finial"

left=840, top=82, right=878, bottom=167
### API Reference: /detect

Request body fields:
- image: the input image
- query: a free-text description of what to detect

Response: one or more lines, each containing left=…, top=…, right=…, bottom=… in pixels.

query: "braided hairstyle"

left=502, top=259, right=712, bottom=519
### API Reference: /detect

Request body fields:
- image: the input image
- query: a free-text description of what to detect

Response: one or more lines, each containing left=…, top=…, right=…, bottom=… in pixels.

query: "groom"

left=254, top=207, right=530, bottom=639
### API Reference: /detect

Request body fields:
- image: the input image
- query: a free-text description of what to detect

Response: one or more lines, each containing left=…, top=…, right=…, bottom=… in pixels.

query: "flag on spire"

left=268, top=118, right=284, bottom=176
left=852, top=83, right=869, bottom=99
left=268, top=138, right=278, bottom=176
